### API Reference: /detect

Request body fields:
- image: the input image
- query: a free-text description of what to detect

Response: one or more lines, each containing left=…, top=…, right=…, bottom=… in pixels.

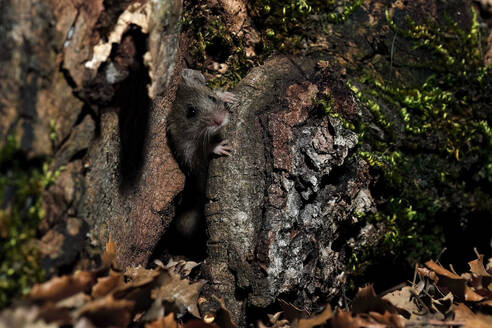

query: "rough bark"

left=0, top=0, right=185, bottom=271
left=198, top=56, right=377, bottom=325
left=79, top=0, right=185, bottom=268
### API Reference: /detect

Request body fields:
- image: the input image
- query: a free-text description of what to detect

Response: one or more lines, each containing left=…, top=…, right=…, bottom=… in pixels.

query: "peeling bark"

left=80, top=0, right=184, bottom=268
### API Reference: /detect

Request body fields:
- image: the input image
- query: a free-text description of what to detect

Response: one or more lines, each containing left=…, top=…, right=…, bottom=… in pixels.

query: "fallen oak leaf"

left=160, top=259, right=200, bottom=277
left=76, top=295, right=134, bottom=328
left=125, top=265, right=161, bottom=288
left=145, top=312, right=182, bottom=328
left=212, top=295, right=237, bottom=328
left=425, top=261, right=484, bottom=302
left=331, top=310, right=385, bottom=328
left=352, top=285, right=410, bottom=318
left=258, top=311, right=290, bottom=328
left=468, top=253, right=491, bottom=277
left=467, top=252, right=492, bottom=295
left=454, top=303, right=492, bottom=328
left=149, top=268, right=205, bottom=319
left=278, top=299, right=309, bottom=322
left=36, top=303, right=72, bottom=326
left=478, top=299, right=492, bottom=307
left=101, top=235, right=117, bottom=269
left=297, top=305, right=332, bottom=328
left=56, top=292, right=90, bottom=309
left=425, top=260, right=461, bottom=279
left=405, top=320, right=465, bottom=326
left=382, top=286, right=420, bottom=321
left=369, top=311, right=406, bottom=328
left=91, top=270, right=125, bottom=298
left=431, top=292, right=455, bottom=319
left=453, top=302, right=474, bottom=322
left=0, top=306, right=57, bottom=328
left=112, top=266, right=161, bottom=299
left=183, top=319, right=217, bottom=328
left=416, top=267, right=438, bottom=283
left=29, top=270, right=97, bottom=303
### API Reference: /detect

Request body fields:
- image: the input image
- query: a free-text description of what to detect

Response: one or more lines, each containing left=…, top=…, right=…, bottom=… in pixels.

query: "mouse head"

left=169, top=69, right=230, bottom=140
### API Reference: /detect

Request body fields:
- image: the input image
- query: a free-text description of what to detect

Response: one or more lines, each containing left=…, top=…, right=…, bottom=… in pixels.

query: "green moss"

left=347, top=7, right=491, bottom=266
left=182, top=4, right=252, bottom=88
left=253, top=0, right=362, bottom=50
left=0, top=135, right=63, bottom=308
left=183, top=0, right=362, bottom=86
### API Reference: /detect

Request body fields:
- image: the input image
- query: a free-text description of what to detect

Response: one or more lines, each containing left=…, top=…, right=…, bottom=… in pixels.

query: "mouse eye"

left=208, top=95, right=217, bottom=103
left=186, top=105, right=197, bottom=118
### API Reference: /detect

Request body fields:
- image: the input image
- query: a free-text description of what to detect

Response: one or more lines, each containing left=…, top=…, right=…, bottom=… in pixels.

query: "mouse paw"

left=216, top=91, right=238, bottom=104
left=213, top=140, right=233, bottom=156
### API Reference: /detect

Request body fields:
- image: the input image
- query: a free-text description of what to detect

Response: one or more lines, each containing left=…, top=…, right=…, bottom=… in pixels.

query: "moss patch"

left=0, top=135, right=63, bottom=308
left=342, top=7, right=491, bottom=268
left=182, top=0, right=362, bottom=87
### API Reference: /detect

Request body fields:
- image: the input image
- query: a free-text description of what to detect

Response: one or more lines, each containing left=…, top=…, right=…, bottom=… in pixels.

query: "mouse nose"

left=214, top=116, right=223, bottom=126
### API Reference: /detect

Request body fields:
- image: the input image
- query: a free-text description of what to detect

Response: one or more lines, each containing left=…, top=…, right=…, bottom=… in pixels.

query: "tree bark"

left=198, top=55, right=377, bottom=325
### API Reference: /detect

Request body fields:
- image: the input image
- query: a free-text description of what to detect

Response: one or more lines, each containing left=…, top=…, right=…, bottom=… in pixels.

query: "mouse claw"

left=216, top=91, right=238, bottom=104
left=213, top=140, right=233, bottom=156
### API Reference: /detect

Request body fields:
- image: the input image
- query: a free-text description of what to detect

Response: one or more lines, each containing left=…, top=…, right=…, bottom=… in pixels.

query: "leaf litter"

left=1, top=242, right=492, bottom=328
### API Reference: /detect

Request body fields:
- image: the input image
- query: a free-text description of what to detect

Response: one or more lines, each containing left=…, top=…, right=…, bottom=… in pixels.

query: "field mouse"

left=167, top=69, right=236, bottom=181
left=166, top=69, right=237, bottom=243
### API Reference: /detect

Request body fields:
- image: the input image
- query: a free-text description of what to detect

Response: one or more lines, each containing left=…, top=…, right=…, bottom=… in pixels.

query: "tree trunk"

left=198, top=55, right=377, bottom=325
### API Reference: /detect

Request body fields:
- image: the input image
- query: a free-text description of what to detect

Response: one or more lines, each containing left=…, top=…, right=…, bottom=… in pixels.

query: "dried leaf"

left=331, top=310, right=384, bottom=328
left=382, top=286, right=421, bottom=321
left=212, top=295, right=237, bottom=328
left=369, top=311, right=406, bottom=328
left=278, top=299, right=309, bottom=322
left=56, top=292, right=90, bottom=309
left=29, top=271, right=97, bottom=303
left=429, top=292, right=453, bottom=316
left=162, top=259, right=200, bottom=277
left=73, top=317, right=96, bottom=328
left=152, top=269, right=205, bottom=318
left=76, top=295, right=134, bottom=328
left=36, top=304, right=72, bottom=326
left=139, top=296, right=165, bottom=323
left=468, top=254, right=491, bottom=277
left=464, top=286, right=484, bottom=302
left=297, top=306, right=332, bottom=328
left=145, top=313, right=182, bottom=328
left=454, top=303, right=474, bottom=322
left=125, top=266, right=161, bottom=288
left=425, top=260, right=461, bottom=279
left=91, top=270, right=125, bottom=298
left=416, top=267, right=438, bottom=283
left=479, top=299, right=492, bottom=307
left=454, top=302, right=492, bottom=328
left=101, top=236, right=117, bottom=268
left=0, top=306, right=57, bottom=328
left=182, top=320, right=216, bottom=328
left=425, top=260, right=482, bottom=301
left=352, top=285, right=409, bottom=318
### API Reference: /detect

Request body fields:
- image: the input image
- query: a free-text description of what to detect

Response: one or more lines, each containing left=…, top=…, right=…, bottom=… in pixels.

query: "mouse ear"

left=182, top=69, right=206, bottom=86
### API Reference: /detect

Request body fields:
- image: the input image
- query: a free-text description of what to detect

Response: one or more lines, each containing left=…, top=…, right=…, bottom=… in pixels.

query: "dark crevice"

left=149, top=178, right=208, bottom=262
left=73, top=104, right=96, bottom=127
left=116, top=28, right=151, bottom=192
left=53, top=104, right=97, bottom=154
left=69, top=148, right=88, bottom=162
left=319, top=164, right=350, bottom=190
left=60, top=64, right=78, bottom=89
